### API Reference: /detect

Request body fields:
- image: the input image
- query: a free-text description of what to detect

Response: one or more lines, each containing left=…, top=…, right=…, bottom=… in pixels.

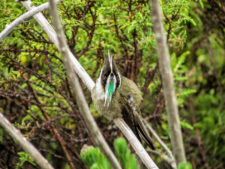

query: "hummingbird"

left=91, top=51, right=154, bottom=149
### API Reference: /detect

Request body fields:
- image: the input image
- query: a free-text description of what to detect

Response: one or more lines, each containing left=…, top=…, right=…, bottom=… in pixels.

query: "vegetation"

left=80, top=137, right=140, bottom=169
left=0, top=0, right=224, bottom=168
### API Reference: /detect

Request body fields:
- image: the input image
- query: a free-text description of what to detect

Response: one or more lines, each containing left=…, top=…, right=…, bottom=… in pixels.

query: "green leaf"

left=199, top=0, right=204, bottom=8
left=114, top=137, right=128, bottom=164
left=80, top=145, right=111, bottom=169
left=177, top=89, right=196, bottom=98
left=80, top=146, right=98, bottom=167
left=90, top=163, right=100, bottom=169
left=180, top=121, right=194, bottom=131
left=0, top=129, right=3, bottom=143
left=16, top=152, right=36, bottom=168
left=178, top=162, right=193, bottom=169
left=174, top=51, right=189, bottom=73
left=114, top=137, right=140, bottom=169
left=21, top=115, right=32, bottom=127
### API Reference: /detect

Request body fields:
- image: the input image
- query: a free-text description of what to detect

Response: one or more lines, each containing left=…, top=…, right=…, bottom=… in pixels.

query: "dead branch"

left=21, top=1, right=95, bottom=91
left=0, top=0, right=61, bottom=42
left=150, top=0, right=186, bottom=164
left=114, top=118, right=158, bottom=169
left=0, top=113, right=54, bottom=169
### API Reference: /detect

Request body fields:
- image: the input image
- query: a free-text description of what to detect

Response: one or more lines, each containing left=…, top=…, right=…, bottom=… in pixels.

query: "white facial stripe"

left=118, top=72, right=121, bottom=88
left=104, top=76, right=111, bottom=106
left=110, top=56, right=113, bottom=71
left=108, top=51, right=113, bottom=71
left=109, top=56, right=112, bottom=70
left=99, top=68, right=103, bottom=79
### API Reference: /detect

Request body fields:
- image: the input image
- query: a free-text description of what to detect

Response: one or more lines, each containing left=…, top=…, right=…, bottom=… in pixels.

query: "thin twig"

left=143, top=118, right=176, bottom=169
left=124, top=95, right=174, bottom=168
left=25, top=76, right=76, bottom=169
left=114, top=118, right=158, bottom=169
left=21, top=1, right=95, bottom=91
left=148, top=149, right=174, bottom=166
left=0, top=113, right=54, bottom=169
left=0, top=0, right=61, bottom=42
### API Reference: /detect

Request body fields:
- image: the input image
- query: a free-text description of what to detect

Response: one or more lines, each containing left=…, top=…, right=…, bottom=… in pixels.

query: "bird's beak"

left=104, top=73, right=116, bottom=107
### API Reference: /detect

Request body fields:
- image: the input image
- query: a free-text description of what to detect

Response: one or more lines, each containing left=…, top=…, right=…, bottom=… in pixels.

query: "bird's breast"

left=91, top=80, right=122, bottom=121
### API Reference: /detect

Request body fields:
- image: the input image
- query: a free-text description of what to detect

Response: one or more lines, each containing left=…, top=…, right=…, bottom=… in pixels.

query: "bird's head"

left=100, top=51, right=121, bottom=107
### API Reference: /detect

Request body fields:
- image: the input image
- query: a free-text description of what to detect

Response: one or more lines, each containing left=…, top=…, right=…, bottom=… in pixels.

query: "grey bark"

left=143, top=118, right=176, bottom=168
left=114, top=118, right=159, bottom=169
left=150, top=0, right=187, bottom=164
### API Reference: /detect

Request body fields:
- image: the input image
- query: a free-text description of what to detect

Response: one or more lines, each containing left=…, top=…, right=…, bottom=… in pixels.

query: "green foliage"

left=114, top=137, right=140, bottom=169
left=80, top=145, right=111, bottom=169
left=194, top=91, right=225, bottom=165
left=16, top=152, right=36, bottom=169
left=171, top=51, right=197, bottom=106
left=80, top=137, right=140, bottom=169
left=178, top=162, right=193, bottom=169
left=180, top=121, right=194, bottom=131
left=0, top=129, right=3, bottom=143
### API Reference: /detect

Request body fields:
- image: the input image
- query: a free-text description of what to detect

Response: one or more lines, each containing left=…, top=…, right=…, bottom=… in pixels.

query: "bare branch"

left=124, top=95, right=175, bottom=168
left=114, top=118, right=158, bottom=169
left=148, top=149, right=175, bottom=167
left=48, top=0, right=122, bottom=169
left=0, top=113, right=54, bottom=169
left=143, top=118, right=176, bottom=169
left=0, top=0, right=61, bottom=42
left=21, top=1, right=95, bottom=91
left=150, top=0, right=186, bottom=164
left=24, top=76, right=76, bottom=169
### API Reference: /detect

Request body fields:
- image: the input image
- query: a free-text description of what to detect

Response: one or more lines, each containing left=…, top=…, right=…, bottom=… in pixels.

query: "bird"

left=91, top=51, right=154, bottom=149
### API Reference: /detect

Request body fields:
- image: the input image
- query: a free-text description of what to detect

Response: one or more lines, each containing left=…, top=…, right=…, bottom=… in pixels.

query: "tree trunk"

left=150, top=0, right=187, bottom=165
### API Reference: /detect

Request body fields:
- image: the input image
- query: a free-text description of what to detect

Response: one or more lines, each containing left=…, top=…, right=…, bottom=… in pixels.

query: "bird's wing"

left=120, top=94, right=154, bottom=149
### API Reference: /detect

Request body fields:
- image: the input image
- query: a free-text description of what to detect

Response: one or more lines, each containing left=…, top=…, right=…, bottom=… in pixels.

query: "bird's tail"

left=134, top=113, right=155, bottom=149
left=121, top=95, right=154, bottom=149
